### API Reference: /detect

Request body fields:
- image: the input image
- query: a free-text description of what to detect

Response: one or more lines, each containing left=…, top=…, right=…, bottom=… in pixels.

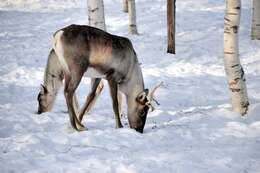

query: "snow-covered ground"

left=0, top=0, right=260, bottom=172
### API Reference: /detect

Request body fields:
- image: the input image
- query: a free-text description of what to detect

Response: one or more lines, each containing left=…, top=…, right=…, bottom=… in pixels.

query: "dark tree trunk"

left=167, top=0, right=176, bottom=54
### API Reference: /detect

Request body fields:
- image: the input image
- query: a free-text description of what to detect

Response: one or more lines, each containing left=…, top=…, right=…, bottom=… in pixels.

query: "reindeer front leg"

left=78, top=78, right=123, bottom=122
left=64, top=73, right=86, bottom=131
left=108, top=80, right=123, bottom=128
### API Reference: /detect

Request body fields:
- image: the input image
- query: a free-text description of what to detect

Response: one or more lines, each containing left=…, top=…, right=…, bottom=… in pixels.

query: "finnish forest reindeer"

left=37, top=24, right=161, bottom=133
left=37, top=48, right=107, bottom=117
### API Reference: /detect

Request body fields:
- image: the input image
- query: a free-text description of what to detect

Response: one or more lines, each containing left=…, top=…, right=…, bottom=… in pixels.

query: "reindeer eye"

left=37, top=94, right=41, bottom=101
left=139, top=106, right=148, bottom=117
left=139, top=110, right=145, bottom=116
left=37, top=93, right=44, bottom=102
left=140, top=106, right=149, bottom=116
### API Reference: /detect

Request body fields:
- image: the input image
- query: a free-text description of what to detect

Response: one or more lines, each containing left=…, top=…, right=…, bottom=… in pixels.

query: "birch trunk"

left=87, top=0, right=106, bottom=30
left=123, top=0, right=128, bottom=13
left=251, top=0, right=260, bottom=40
left=167, top=0, right=176, bottom=54
left=128, top=0, right=138, bottom=34
left=224, top=0, right=249, bottom=115
left=86, top=0, right=105, bottom=115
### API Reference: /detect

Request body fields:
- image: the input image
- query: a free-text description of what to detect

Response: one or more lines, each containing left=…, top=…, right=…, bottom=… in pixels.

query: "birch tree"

left=87, top=0, right=106, bottom=30
left=86, top=0, right=106, bottom=113
left=122, top=0, right=128, bottom=13
left=251, top=0, right=260, bottom=40
left=128, top=0, right=138, bottom=34
left=87, top=0, right=123, bottom=117
left=167, top=0, right=176, bottom=54
left=224, top=0, right=249, bottom=115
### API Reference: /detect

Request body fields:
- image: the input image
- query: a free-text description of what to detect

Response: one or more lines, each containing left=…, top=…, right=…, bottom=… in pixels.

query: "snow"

left=0, top=0, right=260, bottom=172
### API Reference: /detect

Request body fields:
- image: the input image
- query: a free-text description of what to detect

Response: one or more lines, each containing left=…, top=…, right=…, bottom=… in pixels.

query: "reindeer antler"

left=148, top=81, right=163, bottom=111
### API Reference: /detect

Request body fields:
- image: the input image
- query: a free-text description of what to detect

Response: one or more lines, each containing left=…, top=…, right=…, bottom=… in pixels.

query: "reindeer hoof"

left=76, top=123, right=87, bottom=131
left=79, top=126, right=87, bottom=131
left=78, top=126, right=87, bottom=131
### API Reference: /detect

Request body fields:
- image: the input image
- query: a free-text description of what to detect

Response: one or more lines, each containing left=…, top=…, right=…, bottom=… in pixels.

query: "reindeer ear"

left=136, top=91, right=148, bottom=105
left=40, top=84, right=48, bottom=93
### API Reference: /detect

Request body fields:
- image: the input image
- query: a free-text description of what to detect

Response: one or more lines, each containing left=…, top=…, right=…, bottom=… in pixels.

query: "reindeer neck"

left=43, top=67, right=57, bottom=94
left=126, top=64, right=145, bottom=99
left=43, top=50, right=63, bottom=95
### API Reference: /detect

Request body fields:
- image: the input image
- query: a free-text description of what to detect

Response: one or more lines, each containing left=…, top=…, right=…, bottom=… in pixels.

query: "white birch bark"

left=224, top=0, right=249, bottom=115
left=251, top=0, right=260, bottom=40
left=128, top=0, right=138, bottom=34
left=123, top=0, right=128, bottom=13
left=87, top=0, right=106, bottom=30
left=86, top=0, right=105, bottom=115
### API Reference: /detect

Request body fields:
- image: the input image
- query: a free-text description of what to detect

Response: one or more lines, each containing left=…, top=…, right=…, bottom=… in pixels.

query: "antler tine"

left=149, top=81, right=163, bottom=99
left=148, top=81, right=163, bottom=111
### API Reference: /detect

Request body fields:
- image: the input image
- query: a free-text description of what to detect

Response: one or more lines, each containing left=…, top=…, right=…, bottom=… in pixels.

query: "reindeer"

left=37, top=48, right=121, bottom=121
left=37, top=24, right=161, bottom=133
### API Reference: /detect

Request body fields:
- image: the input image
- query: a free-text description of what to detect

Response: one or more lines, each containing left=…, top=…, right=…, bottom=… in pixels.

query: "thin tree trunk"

left=86, top=0, right=105, bottom=115
left=224, top=0, right=249, bottom=115
left=128, top=0, right=138, bottom=34
left=251, top=0, right=260, bottom=40
left=123, top=0, right=128, bottom=13
left=167, top=0, right=176, bottom=54
left=87, top=0, right=106, bottom=30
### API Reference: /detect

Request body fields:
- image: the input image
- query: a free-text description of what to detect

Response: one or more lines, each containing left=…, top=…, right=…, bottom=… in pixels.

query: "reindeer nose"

left=130, top=124, right=143, bottom=133
left=37, top=109, right=42, bottom=114
left=135, top=128, right=143, bottom=133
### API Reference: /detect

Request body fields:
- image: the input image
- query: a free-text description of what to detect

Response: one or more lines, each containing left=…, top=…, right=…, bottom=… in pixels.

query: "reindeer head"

left=127, top=89, right=150, bottom=133
left=37, top=84, right=55, bottom=114
left=128, top=82, right=163, bottom=133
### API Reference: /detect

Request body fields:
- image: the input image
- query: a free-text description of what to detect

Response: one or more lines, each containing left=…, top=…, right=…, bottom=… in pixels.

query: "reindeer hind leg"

left=117, top=92, right=123, bottom=118
left=78, top=78, right=103, bottom=122
left=73, top=94, right=80, bottom=114
left=64, top=73, right=86, bottom=131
